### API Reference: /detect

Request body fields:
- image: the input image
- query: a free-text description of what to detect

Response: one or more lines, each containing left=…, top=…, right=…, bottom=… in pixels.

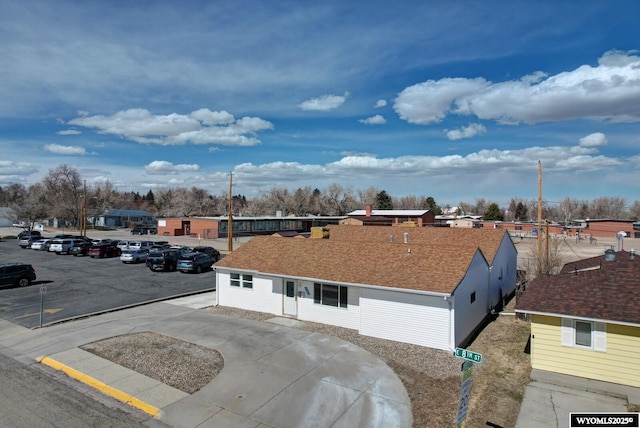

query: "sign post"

left=454, top=348, right=482, bottom=426
left=39, top=286, right=47, bottom=328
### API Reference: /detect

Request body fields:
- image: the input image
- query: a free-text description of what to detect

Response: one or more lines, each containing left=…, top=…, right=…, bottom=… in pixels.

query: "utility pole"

left=227, top=172, right=233, bottom=252
left=537, top=161, right=543, bottom=276
left=82, top=180, right=87, bottom=236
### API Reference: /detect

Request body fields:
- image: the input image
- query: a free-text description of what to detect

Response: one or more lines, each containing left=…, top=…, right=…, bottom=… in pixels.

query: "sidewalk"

left=0, top=293, right=412, bottom=428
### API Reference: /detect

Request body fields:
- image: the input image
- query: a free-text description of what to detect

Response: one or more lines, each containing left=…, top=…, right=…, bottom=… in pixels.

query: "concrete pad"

left=160, top=395, right=224, bottom=428
left=266, top=317, right=304, bottom=328
left=110, top=371, right=163, bottom=396
left=197, top=361, right=305, bottom=417
left=250, top=372, right=361, bottom=428
left=259, top=331, right=351, bottom=373
left=86, top=363, right=141, bottom=385
left=164, top=292, right=216, bottom=309
left=198, top=409, right=262, bottom=428
left=135, top=383, right=189, bottom=409
left=331, top=392, right=413, bottom=428
left=49, top=347, right=96, bottom=364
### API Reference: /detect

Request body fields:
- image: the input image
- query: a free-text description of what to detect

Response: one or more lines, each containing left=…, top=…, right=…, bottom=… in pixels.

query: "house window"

left=574, top=320, right=592, bottom=347
left=561, top=318, right=606, bottom=351
left=470, top=292, right=476, bottom=304
left=230, top=273, right=253, bottom=288
left=313, top=283, right=347, bottom=308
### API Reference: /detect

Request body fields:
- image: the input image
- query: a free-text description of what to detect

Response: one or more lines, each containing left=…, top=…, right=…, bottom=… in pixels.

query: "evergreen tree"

left=375, top=190, right=394, bottom=209
left=484, top=203, right=504, bottom=221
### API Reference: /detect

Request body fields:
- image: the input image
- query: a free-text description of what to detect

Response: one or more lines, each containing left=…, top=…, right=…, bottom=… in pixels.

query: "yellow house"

left=516, top=249, right=640, bottom=388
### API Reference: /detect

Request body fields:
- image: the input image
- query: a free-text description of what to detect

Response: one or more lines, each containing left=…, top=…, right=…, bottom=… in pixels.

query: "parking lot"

left=0, top=233, right=217, bottom=328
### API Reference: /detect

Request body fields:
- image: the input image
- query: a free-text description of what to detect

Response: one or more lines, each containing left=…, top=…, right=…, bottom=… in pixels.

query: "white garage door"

left=360, top=288, right=451, bottom=350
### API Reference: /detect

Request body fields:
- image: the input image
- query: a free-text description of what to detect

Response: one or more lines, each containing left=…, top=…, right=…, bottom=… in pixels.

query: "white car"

left=31, top=238, right=51, bottom=251
left=49, top=239, right=85, bottom=255
left=120, top=249, right=149, bottom=264
left=128, top=241, right=152, bottom=251
left=117, top=240, right=131, bottom=251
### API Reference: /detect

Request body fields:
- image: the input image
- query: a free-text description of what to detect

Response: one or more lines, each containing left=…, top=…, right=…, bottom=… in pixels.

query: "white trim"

left=516, top=310, right=640, bottom=328
left=594, top=322, right=607, bottom=352
left=561, top=318, right=573, bottom=346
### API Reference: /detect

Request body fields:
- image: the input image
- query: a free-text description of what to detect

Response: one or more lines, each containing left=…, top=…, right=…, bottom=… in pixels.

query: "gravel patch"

left=82, top=331, right=224, bottom=394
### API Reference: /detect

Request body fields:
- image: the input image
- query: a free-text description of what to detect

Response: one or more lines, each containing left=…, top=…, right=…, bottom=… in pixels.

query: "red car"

left=89, top=242, right=121, bottom=258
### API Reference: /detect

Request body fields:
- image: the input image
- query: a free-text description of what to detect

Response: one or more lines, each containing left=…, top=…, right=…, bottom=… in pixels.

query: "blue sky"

left=1, top=1, right=639, bottom=208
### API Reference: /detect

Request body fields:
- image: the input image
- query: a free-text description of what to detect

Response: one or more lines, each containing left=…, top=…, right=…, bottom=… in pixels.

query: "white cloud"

left=445, top=123, right=486, bottom=140
left=68, top=108, right=273, bottom=146
left=394, top=78, right=490, bottom=124
left=57, top=129, right=82, bottom=135
left=144, top=161, right=200, bottom=175
left=359, top=115, right=386, bottom=125
left=43, top=144, right=87, bottom=155
left=0, top=161, right=38, bottom=177
left=579, top=132, right=608, bottom=147
left=298, top=92, right=349, bottom=111
left=395, top=50, right=640, bottom=125
left=374, top=99, right=387, bottom=108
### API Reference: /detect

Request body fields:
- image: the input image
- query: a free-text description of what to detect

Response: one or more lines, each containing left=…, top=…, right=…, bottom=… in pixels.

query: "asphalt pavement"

left=0, top=292, right=413, bottom=428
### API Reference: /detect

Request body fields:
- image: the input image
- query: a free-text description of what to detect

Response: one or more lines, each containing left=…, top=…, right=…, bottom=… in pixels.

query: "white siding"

left=359, top=288, right=452, bottom=351
left=216, top=271, right=282, bottom=316
left=488, top=233, right=518, bottom=307
left=296, top=281, right=361, bottom=330
left=454, top=251, right=491, bottom=346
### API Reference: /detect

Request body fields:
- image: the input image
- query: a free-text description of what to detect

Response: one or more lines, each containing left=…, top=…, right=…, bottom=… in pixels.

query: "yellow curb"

left=38, top=356, right=160, bottom=417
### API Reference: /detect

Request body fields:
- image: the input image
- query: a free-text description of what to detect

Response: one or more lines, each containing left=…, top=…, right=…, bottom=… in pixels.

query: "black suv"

left=0, top=263, right=37, bottom=288
left=192, top=246, right=221, bottom=262
left=146, top=249, right=180, bottom=271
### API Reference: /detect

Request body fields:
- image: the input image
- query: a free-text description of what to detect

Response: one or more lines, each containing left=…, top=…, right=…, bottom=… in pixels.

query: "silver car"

left=120, top=249, right=149, bottom=264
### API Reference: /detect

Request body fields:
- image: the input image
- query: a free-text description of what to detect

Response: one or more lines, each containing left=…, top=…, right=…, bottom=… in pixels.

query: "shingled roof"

left=516, top=250, right=640, bottom=325
left=325, top=225, right=507, bottom=263
left=215, top=235, right=482, bottom=294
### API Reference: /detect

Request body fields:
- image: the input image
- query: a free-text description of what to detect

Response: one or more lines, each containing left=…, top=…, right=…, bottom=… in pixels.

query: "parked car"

left=0, top=263, right=36, bottom=288
left=19, top=235, right=43, bottom=249
left=146, top=249, right=180, bottom=271
left=128, top=240, right=153, bottom=252
left=131, top=225, right=157, bottom=235
left=49, top=239, right=86, bottom=255
left=89, top=241, right=121, bottom=258
left=70, top=241, right=92, bottom=256
left=120, top=249, right=149, bottom=264
left=31, top=238, right=52, bottom=251
left=177, top=252, right=215, bottom=274
left=192, top=246, right=221, bottom=262
left=18, top=230, right=41, bottom=239
left=117, top=240, right=131, bottom=251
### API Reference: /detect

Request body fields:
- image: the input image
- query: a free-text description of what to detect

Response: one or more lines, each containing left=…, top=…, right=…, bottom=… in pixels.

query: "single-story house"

left=88, top=209, right=156, bottom=228
left=214, top=226, right=517, bottom=351
left=515, top=249, right=640, bottom=388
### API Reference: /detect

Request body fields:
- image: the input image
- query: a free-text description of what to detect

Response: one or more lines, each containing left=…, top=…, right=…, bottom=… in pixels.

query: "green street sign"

left=455, top=348, right=482, bottom=363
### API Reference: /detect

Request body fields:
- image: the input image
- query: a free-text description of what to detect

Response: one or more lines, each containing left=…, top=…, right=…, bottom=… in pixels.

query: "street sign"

left=455, top=348, right=482, bottom=363
left=40, top=286, right=47, bottom=295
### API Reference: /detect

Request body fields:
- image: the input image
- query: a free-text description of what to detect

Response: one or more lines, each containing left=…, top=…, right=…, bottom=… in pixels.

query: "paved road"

left=0, top=351, right=157, bottom=427
left=0, top=235, right=215, bottom=328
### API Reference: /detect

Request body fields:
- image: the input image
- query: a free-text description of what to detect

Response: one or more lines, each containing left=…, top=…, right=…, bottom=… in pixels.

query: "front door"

left=283, top=280, right=297, bottom=317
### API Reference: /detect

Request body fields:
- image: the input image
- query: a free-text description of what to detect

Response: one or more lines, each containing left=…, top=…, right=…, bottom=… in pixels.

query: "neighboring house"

left=0, top=207, right=15, bottom=227
left=214, top=226, right=517, bottom=351
left=89, top=209, right=156, bottom=228
left=515, top=249, right=640, bottom=388
left=341, top=206, right=435, bottom=227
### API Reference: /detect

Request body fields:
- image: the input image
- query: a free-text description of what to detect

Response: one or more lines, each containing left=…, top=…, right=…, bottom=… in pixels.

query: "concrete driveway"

left=0, top=292, right=412, bottom=428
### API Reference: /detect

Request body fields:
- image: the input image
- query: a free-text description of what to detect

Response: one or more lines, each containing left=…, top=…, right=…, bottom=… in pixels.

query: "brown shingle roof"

left=325, top=225, right=507, bottom=263
left=215, top=235, right=481, bottom=294
left=515, top=250, right=640, bottom=325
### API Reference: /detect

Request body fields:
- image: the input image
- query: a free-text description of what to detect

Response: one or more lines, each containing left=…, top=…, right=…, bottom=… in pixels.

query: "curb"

left=37, top=355, right=160, bottom=417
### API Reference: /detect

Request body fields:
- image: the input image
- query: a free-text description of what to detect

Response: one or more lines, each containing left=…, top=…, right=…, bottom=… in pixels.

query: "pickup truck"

left=146, top=249, right=180, bottom=271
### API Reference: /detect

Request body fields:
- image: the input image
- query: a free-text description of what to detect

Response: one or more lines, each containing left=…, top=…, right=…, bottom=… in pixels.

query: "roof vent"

left=389, top=235, right=394, bottom=243
left=403, top=232, right=409, bottom=244
left=604, top=248, right=616, bottom=262
left=630, top=248, right=636, bottom=260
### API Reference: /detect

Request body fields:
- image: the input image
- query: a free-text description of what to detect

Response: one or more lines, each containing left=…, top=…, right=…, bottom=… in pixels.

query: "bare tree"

left=356, top=186, right=379, bottom=207
left=523, top=235, right=567, bottom=279
left=43, top=165, right=83, bottom=227
left=323, top=183, right=357, bottom=216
